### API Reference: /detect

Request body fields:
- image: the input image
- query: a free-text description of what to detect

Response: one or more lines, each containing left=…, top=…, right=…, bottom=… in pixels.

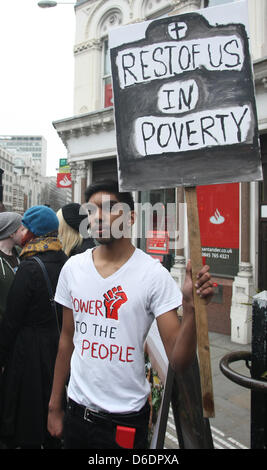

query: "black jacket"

left=0, top=249, right=67, bottom=447
left=69, top=236, right=95, bottom=257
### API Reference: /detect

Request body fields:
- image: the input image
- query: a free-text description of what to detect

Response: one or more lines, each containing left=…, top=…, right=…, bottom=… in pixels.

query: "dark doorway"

left=92, top=158, right=118, bottom=182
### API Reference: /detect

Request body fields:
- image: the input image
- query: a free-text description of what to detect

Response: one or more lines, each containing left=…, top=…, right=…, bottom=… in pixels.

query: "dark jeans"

left=63, top=399, right=150, bottom=449
left=1, top=431, right=62, bottom=449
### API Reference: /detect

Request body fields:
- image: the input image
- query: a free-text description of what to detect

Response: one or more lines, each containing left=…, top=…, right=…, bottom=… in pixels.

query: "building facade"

left=0, top=147, right=44, bottom=214
left=53, top=0, right=267, bottom=344
left=12, top=153, right=43, bottom=213
left=0, top=147, right=14, bottom=211
left=41, top=176, right=72, bottom=212
left=0, top=135, right=47, bottom=177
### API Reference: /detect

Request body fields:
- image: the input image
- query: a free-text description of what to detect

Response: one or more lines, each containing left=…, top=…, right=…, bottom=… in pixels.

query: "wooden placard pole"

left=185, top=186, right=215, bottom=418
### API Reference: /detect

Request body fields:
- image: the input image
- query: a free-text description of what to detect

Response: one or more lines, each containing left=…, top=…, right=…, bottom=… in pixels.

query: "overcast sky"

left=0, top=0, right=76, bottom=176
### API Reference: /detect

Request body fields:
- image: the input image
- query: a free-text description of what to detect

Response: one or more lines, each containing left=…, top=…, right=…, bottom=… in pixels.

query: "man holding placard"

left=47, top=180, right=213, bottom=449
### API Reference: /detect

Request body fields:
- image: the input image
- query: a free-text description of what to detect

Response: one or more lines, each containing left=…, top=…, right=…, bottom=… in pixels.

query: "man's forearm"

left=49, top=335, right=74, bottom=410
left=171, top=301, right=197, bottom=373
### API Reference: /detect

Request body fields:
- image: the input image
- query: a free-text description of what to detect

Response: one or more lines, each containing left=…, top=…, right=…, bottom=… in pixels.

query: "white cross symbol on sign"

left=168, top=22, right=188, bottom=40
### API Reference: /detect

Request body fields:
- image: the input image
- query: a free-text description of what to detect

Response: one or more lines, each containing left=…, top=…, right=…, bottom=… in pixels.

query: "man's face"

left=11, top=225, right=25, bottom=247
left=87, top=191, right=132, bottom=245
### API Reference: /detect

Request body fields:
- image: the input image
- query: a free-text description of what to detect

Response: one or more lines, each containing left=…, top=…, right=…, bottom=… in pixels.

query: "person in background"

left=0, top=212, right=24, bottom=323
left=57, top=202, right=95, bottom=257
left=0, top=205, right=68, bottom=449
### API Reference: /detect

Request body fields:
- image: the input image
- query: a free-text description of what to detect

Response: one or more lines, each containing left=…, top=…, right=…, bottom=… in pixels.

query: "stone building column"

left=170, top=187, right=186, bottom=288
left=248, top=0, right=267, bottom=59
left=69, top=161, right=88, bottom=203
left=74, top=40, right=102, bottom=114
left=77, top=161, right=88, bottom=204
left=230, top=183, right=256, bottom=344
left=86, top=160, right=93, bottom=189
left=69, top=162, right=78, bottom=202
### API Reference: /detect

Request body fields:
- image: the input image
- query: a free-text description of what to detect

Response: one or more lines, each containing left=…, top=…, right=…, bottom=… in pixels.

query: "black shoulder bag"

left=32, top=256, right=61, bottom=336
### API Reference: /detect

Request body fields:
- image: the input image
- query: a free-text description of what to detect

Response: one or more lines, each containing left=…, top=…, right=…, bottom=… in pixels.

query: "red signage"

left=197, top=183, right=239, bottom=248
left=146, top=231, right=169, bottom=255
left=57, top=172, right=72, bottom=188
left=197, top=183, right=239, bottom=276
left=105, top=83, right=113, bottom=108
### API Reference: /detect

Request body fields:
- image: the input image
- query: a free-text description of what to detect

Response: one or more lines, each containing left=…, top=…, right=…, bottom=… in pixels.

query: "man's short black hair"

left=84, top=180, right=135, bottom=211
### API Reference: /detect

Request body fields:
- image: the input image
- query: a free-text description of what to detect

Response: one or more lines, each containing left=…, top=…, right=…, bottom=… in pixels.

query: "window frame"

left=102, top=37, right=113, bottom=108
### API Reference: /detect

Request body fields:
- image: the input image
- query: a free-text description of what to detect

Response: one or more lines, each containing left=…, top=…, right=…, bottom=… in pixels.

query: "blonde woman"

left=57, top=203, right=95, bottom=257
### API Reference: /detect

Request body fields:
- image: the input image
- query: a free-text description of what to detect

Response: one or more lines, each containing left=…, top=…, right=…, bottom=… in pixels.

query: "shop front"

left=138, top=188, right=176, bottom=272
left=137, top=183, right=240, bottom=336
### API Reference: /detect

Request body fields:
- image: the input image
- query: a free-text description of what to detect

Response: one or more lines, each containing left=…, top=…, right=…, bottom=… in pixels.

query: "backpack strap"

left=32, top=256, right=60, bottom=336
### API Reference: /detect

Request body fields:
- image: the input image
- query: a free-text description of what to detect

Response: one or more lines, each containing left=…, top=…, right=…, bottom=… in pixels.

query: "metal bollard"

left=220, top=291, right=267, bottom=449
left=251, top=291, right=267, bottom=449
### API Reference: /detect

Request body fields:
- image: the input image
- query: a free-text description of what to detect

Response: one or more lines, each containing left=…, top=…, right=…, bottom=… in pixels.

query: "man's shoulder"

left=65, top=248, right=92, bottom=269
left=136, top=248, right=170, bottom=269
left=134, top=249, right=172, bottom=280
left=135, top=248, right=159, bottom=265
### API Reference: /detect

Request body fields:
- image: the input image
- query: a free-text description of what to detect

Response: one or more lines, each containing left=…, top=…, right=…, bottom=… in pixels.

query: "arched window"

left=99, top=9, right=122, bottom=108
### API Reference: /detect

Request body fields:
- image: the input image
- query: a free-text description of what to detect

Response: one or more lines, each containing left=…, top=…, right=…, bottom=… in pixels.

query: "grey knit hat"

left=0, top=212, right=22, bottom=240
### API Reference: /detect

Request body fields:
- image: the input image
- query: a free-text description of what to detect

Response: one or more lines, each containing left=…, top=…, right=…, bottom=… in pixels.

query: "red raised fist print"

left=103, top=286, right=128, bottom=320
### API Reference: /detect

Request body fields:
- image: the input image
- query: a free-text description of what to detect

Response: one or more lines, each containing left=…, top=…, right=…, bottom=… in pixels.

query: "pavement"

left=164, top=332, right=252, bottom=450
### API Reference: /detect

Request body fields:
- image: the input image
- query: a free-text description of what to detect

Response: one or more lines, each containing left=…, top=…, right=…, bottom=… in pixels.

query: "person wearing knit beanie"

left=22, top=205, right=59, bottom=236
left=0, top=212, right=24, bottom=322
left=19, top=205, right=62, bottom=259
left=57, top=203, right=95, bottom=257
left=0, top=212, right=22, bottom=240
left=61, top=203, right=87, bottom=233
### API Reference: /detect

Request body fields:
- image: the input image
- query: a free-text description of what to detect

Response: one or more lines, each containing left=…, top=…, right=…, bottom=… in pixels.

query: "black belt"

left=67, top=398, right=149, bottom=425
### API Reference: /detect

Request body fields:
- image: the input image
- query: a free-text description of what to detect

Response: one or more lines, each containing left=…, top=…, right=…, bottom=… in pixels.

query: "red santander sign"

left=57, top=172, right=72, bottom=188
left=197, top=183, right=239, bottom=276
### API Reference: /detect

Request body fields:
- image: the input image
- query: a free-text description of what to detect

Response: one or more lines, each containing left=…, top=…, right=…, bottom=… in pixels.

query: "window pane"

left=104, top=40, right=111, bottom=76
left=205, top=0, right=233, bottom=6
left=104, top=77, right=113, bottom=108
left=139, top=189, right=176, bottom=271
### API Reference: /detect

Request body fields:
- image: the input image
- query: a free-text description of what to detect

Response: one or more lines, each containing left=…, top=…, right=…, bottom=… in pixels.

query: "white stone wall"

left=73, top=0, right=205, bottom=115
left=73, top=0, right=267, bottom=117
left=248, top=0, right=267, bottom=60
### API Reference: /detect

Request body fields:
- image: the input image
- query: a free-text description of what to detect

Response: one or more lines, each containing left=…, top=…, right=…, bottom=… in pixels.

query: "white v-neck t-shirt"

left=55, top=248, right=182, bottom=413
